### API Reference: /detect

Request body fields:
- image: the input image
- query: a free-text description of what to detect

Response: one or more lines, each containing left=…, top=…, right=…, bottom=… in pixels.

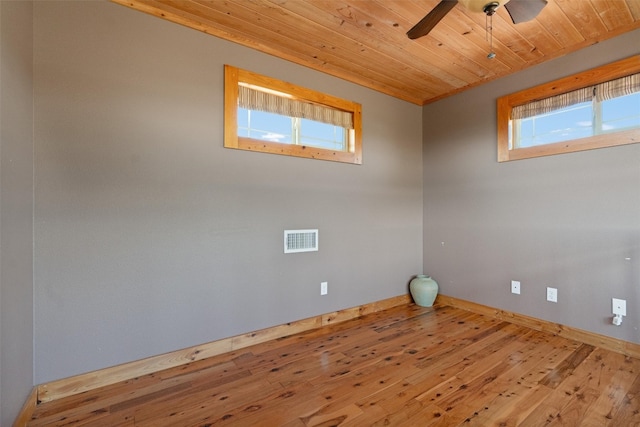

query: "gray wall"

left=4, top=1, right=637, bottom=422
left=0, top=1, right=35, bottom=425
left=423, top=30, right=640, bottom=343
left=32, top=2, right=423, bottom=384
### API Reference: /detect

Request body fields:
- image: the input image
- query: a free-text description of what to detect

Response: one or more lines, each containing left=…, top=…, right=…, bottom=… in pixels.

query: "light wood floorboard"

left=27, top=304, right=640, bottom=426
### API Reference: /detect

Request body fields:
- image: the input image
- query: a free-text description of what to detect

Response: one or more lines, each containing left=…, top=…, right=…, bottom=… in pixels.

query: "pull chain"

left=486, top=12, right=496, bottom=59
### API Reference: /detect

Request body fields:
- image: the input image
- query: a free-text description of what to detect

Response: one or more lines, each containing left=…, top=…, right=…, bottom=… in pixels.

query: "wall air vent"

left=284, top=229, right=318, bottom=254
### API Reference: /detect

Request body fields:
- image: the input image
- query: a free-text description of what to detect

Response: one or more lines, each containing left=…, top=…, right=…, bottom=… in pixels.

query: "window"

left=224, top=65, right=362, bottom=164
left=497, top=55, right=640, bottom=162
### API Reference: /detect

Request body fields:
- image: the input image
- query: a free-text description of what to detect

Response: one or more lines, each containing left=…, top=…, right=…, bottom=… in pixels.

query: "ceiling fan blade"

left=407, top=0, right=458, bottom=40
left=504, top=0, right=548, bottom=24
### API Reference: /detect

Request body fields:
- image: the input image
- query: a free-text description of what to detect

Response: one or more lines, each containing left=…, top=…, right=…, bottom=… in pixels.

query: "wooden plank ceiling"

left=113, top=0, right=640, bottom=105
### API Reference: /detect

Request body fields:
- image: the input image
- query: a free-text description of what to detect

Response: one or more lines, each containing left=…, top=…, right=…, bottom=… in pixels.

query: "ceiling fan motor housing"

left=459, top=0, right=511, bottom=14
left=483, top=2, right=501, bottom=15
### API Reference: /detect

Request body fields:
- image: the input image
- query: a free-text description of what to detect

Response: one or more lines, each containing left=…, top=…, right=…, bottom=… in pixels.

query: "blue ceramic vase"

left=409, top=274, right=439, bottom=307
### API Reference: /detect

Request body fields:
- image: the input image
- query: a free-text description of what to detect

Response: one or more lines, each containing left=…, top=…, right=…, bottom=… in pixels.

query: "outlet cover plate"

left=612, top=298, right=626, bottom=316
left=546, top=287, right=558, bottom=303
left=511, top=280, right=521, bottom=295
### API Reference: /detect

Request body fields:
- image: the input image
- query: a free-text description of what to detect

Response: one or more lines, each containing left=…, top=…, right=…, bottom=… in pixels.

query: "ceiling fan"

left=407, top=0, right=548, bottom=41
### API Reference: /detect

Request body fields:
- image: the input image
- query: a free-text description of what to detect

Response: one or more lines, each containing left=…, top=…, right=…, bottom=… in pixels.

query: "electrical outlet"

left=546, top=287, right=558, bottom=303
left=511, top=280, right=521, bottom=295
left=321, top=282, right=328, bottom=296
left=612, top=298, right=626, bottom=316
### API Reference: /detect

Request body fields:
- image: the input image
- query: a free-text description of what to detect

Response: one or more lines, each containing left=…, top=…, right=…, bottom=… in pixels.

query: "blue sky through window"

left=602, top=92, right=640, bottom=131
left=515, top=92, right=640, bottom=148
left=238, top=108, right=347, bottom=150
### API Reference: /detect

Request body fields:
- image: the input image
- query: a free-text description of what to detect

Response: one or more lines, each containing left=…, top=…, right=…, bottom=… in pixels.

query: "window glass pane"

left=238, top=108, right=292, bottom=143
left=299, top=118, right=347, bottom=151
left=238, top=107, right=249, bottom=128
left=601, top=92, right=640, bottom=133
left=237, top=108, right=249, bottom=138
left=515, top=102, right=593, bottom=148
left=516, top=118, right=535, bottom=148
left=238, top=109, right=347, bottom=149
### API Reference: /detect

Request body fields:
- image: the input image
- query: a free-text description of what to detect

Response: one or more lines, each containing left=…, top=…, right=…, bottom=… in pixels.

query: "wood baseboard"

left=35, top=294, right=412, bottom=405
left=436, top=294, right=640, bottom=359
left=12, top=387, right=37, bottom=427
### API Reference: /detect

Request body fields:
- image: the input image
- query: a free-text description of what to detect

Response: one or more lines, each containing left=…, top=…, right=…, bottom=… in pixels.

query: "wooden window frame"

left=497, top=55, right=640, bottom=162
left=224, top=65, right=362, bottom=164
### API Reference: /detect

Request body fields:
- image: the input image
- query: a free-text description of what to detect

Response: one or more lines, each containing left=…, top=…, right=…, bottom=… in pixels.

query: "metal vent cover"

left=284, top=229, right=318, bottom=253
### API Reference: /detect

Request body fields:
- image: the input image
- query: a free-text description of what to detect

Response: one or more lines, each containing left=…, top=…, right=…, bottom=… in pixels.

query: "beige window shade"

left=595, top=73, right=640, bottom=101
left=511, top=87, right=593, bottom=120
left=512, top=73, right=640, bottom=120
left=239, top=85, right=353, bottom=129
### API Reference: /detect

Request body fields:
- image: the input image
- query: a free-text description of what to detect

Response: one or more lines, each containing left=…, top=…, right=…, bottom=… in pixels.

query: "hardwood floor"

left=27, top=304, right=640, bottom=426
